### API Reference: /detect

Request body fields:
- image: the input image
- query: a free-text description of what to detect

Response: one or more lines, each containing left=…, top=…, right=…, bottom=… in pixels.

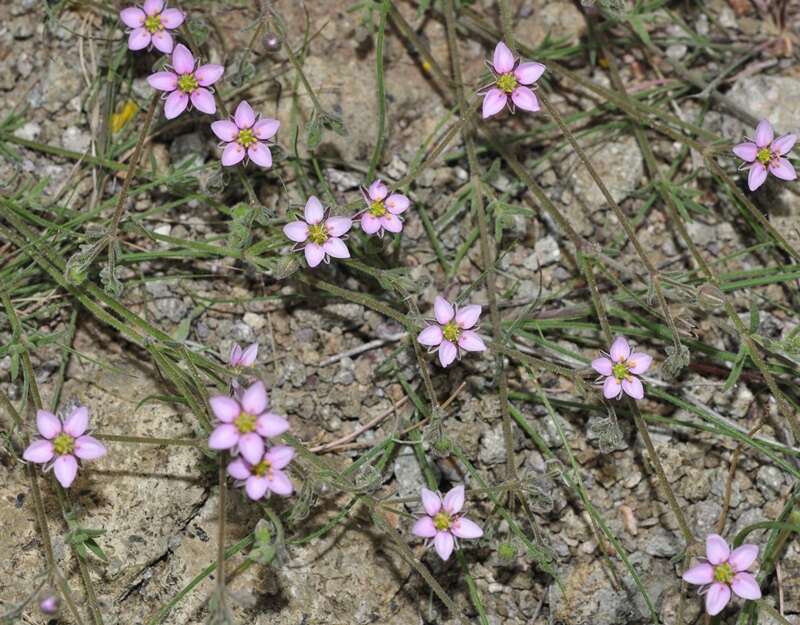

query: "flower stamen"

left=144, top=14, right=162, bottom=33
left=53, top=433, right=75, bottom=456
left=433, top=512, right=451, bottom=531
left=234, top=413, right=257, bottom=434
left=237, top=128, right=257, bottom=148
left=307, top=223, right=329, bottom=245
left=368, top=200, right=386, bottom=218
left=177, top=73, right=198, bottom=93
left=713, top=562, right=734, bottom=584
left=442, top=321, right=461, bottom=343
left=496, top=72, right=518, bottom=94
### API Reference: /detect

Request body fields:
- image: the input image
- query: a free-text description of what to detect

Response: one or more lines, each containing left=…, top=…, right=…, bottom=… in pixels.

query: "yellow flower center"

left=53, top=433, right=74, bottom=456
left=433, top=512, right=451, bottom=531
left=308, top=223, right=329, bottom=245
left=234, top=412, right=257, bottom=434
left=756, top=147, right=773, bottom=165
left=713, top=562, right=734, bottom=584
left=611, top=362, right=629, bottom=382
left=237, top=128, right=257, bottom=148
left=442, top=321, right=461, bottom=343
left=369, top=200, right=386, bottom=218
left=177, top=73, right=198, bottom=93
left=251, top=459, right=272, bottom=477
left=144, top=14, right=162, bottom=33
left=496, top=72, right=518, bottom=94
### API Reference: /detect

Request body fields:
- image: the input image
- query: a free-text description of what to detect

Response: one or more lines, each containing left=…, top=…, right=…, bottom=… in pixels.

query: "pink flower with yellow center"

left=733, top=119, right=796, bottom=191
left=358, top=179, right=410, bottom=236
left=211, top=100, right=279, bottom=168
left=120, top=0, right=184, bottom=54
left=591, top=336, right=652, bottom=400
left=481, top=42, right=545, bottom=119
left=22, top=406, right=107, bottom=488
left=411, top=485, right=483, bottom=561
left=147, top=44, right=224, bottom=119
left=282, top=196, right=352, bottom=268
left=417, top=296, right=486, bottom=367
left=227, top=445, right=294, bottom=499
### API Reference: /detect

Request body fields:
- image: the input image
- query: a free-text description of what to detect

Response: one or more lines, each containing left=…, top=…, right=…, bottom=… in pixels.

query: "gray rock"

left=643, top=526, right=681, bottom=558
left=479, top=424, right=506, bottom=465
left=756, top=465, right=784, bottom=497
left=14, top=121, right=40, bottom=141
left=724, top=75, right=800, bottom=138
left=169, top=132, right=208, bottom=165
left=569, top=134, right=644, bottom=211
left=393, top=446, right=426, bottom=504
left=62, top=125, right=91, bottom=153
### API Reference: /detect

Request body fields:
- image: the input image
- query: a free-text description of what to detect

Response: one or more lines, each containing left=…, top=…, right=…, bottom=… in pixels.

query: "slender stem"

left=216, top=461, right=227, bottom=606
left=367, top=0, right=389, bottom=180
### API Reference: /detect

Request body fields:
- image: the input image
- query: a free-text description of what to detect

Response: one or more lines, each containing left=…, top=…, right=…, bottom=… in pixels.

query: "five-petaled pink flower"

left=208, top=381, right=289, bottom=464
left=417, top=296, right=486, bottom=367
left=211, top=101, right=279, bottom=168
left=229, top=342, right=258, bottom=368
left=682, top=534, right=761, bottom=616
left=227, top=445, right=294, bottom=500
left=147, top=43, right=224, bottom=119
left=733, top=120, right=796, bottom=191
left=120, top=0, right=184, bottom=53
left=412, top=485, right=483, bottom=561
left=283, top=196, right=352, bottom=268
left=591, top=336, right=652, bottom=400
left=481, top=42, right=545, bottom=119
left=358, top=180, right=410, bottom=236
left=22, top=406, right=107, bottom=488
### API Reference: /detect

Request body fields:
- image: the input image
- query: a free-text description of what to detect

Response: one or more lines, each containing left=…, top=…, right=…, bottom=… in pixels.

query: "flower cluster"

left=733, top=119, right=796, bottom=191
left=418, top=295, right=486, bottom=367
left=412, top=485, right=483, bottom=561
left=592, top=336, right=652, bottom=400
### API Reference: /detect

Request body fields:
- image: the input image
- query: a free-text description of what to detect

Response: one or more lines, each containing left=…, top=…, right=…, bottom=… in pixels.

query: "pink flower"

left=733, top=119, right=797, bottom=191
left=591, top=336, right=652, bottom=400
left=208, top=381, right=289, bottom=464
left=210, top=100, right=279, bottom=168
left=412, top=485, right=483, bottom=561
left=282, top=196, right=352, bottom=268
left=147, top=43, right=224, bottom=119
left=227, top=445, right=294, bottom=499
left=39, top=595, right=59, bottom=615
left=417, top=296, right=486, bottom=367
left=481, top=42, right=545, bottom=119
left=357, top=180, right=410, bottom=236
left=22, top=406, right=107, bottom=488
left=120, top=0, right=184, bottom=53
left=229, top=342, right=258, bottom=368
left=683, top=534, right=761, bottom=616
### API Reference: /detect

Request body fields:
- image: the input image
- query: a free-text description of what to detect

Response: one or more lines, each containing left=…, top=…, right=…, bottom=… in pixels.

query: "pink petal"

left=455, top=304, right=481, bottom=329
left=705, top=583, right=731, bottom=616
left=492, top=41, right=515, bottom=73
left=147, top=71, right=178, bottom=92
left=229, top=343, right=242, bottom=365
left=159, top=8, right=184, bottom=29
left=211, top=119, right=238, bottom=142
left=36, top=410, right=62, bottom=439
left=227, top=457, right=251, bottom=480
left=151, top=30, right=174, bottom=54
left=609, top=336, right=631, bottom=362
left=326, top=216, right=352, bottom=237
left=63, top=406, right=89, bottom=437
left=253, top=118, right=280, bottom=140
left=421, top=488, right=442, bottom=516
left=143, top=0, right=164, bottom=16
left=482, top=89, right=507, bottom=119
left=120, top=7, right=146, bottom=28
left=381, top=214, right=403, bottom=233
left=731, top=572, right=761, bottom=600
left=322, top=237, right=349, bottom=259
left=443, top=485, right=464, bottom=514
left=412, top=516, right=437, bottom=538
left=417, top=325, right=443, bottom=347
left=729, top=544, right=759, bottom=572
left=53, top=455, right=79, bottom=488
left=210, top=396, right=240, bottom=423
left=255, top=412, right=290, bottom=438
left=458, top=331, right=486, bottom=352
left=163, top=90, right=189, bottom=119
left=603, top=376, right=621, bottom=399
left=73, top=436, right=107, bottom=460
left=748, top=162, right=768, bottom=191
left=196, top=64, right=224, bottom=87
left=221, top=142, right=245, bottom=166
left=706, top=534, right=730, bottom=565
left=514, top=62, right=546, bottom=85
left=627, top=353, right=652, bottom=374
left=304, top=243, right=325, bottom=268
left=773, top=133, right=797, bottom=156
left=682, top=562, right=714, bottom=585
left=360, top=213, right=382, bottom=235
left=511, top=86, right=539, bottom=112
left=591, top=357, right=613, bottom=376
left=451, top=516, right=483, bottom=539
left=23, top=439, right=54, bottom=464
left=754, top=119, right=774, bottom=147
left=237, top=432, right=264, bottom=465
left=304, top=196, right=324, bottom=225
left=385, top=193, right=410, bottom=214
left=368, top=180, right=388, bottom=201
left=171, top=43, right=195, bottom=75
left=438, top=341, right=458, bottom=367
left=434, top=531, right=455, bottom=561
left=208, top=424, right=239, bottom=450
left=434, top=296, right=454, bottom=324
left=128, top=28, right=151, bottom=51
left=234, top=100, right=255, bottom=128
left=622, top=377, right=644, bottom=400
left=283, top=221, right=309, bottom=242
left=241, top=381, right=268, bottom=415
left=265, top=445, right=294, bottom=470
left=190, top=88, right=216, bottom=115
left=247, top=143, right=272, bottom=168
left=240, top=343, right=258, bottom=367
left=732, top=142, right=758, bottom=162
left=265, top=470, right=293, bottom=496
left=770, top=157, right=796, bottom=181
left=245, top=475, right=269, bottom=500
